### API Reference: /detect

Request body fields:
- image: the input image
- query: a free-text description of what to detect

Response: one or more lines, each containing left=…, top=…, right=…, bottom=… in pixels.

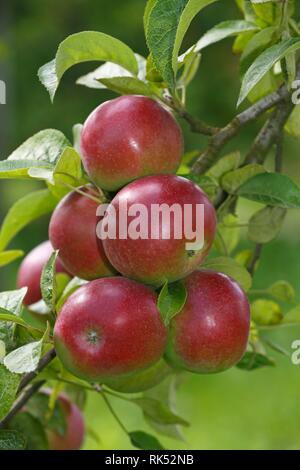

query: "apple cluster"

left=17, top=96, right=250, bottom=420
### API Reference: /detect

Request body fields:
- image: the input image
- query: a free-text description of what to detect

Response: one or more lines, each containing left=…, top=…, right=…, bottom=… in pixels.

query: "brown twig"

left=0, top=381, right=45, bottom=429
left=18, top=348, right=56, bottom=393
left=0, top=348, right=56, bottom=429
left=191, top=71, right=297, bottom=175
left=248, top=244, right=263, bottom=276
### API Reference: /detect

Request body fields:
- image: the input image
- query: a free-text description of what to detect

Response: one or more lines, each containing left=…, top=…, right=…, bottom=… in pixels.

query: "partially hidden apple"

left=17, top=240, right=67, bottom=306
left=49, top=185, right=115, bottom=280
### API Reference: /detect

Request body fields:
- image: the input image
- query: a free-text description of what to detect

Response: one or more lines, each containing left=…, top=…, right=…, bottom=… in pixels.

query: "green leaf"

left=177, top=50, right=201, bottom=87
left=0, top=189, right=57, bottom=251
left=10, top=412, right=48, bottom=450
left=248, top=206, right=286, bottom=244
left=144, top=0, right=158, bottom=34
left=237, top=351, right=275, bottom=370
left=3, top=339, right=43, bottom=374
left=0, top=310, right=37, bottom=331
left=0, top=364, right=20, bottom=421
left=240, top=26, right=279, bottom=76
left=56, top=277, right=87, bottom=312
left=41, top=251, right=58, bottom=312
left=129, top=431, right=164, bottom=450
left=206, top=151, right=240, bottom=181
left=73, top=124, right=83, bottom=154
left=182, top=20, right=258, bottom=58
left=0, top=160, right=54, bottom=180
left=7, top=129, right=70, bottom=165
left=238, top=38, right=300, bottom=106
left=285, top=104, right=300, bottom=138
left=157, top=281, right=187, bottom=326
left=202, top=256, right=252, bottom=292
left=77, top=54, right=146, bottom=90
left=143, top=375, right=185, bottom=441
left=267, top=280, right=295, bottom=302
left=0, top=289, right=27, bottom=346
left=0, top=430, right=26, bottom=450
left=0, top=250, right=24, bottom=267
left=130, top=397, right=189, bottom=427
left=221, top=163, right=265, bottom=194
left=38, top=32, right=138, bottom=101
left=237, top=172, right=300, bottom=208
left=251, top=299, right=283, bottom=325
left=50, top=146, right=85, bottom=198
left=214, top=214, right=241, bottom=255
left=146, top=0, right=217, bottom=87
left=98, top=77, right=154, bottom=96
left=282, top=306, right=300, bottom=324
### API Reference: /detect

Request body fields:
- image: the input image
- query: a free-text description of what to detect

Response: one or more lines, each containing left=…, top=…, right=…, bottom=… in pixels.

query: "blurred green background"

left=0, top=0, right=300, bottom=450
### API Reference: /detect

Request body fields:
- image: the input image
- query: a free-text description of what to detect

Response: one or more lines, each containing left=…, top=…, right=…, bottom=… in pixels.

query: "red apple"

left=80, top=95, right=183, bottom=191
left=165, top=271, right=250, bottom=373
left=49, top=185, right=115, bottom=280
left=47, top=393, right=85, bottom=450
left=102, top=175, right=217, bottom=287
left=17, top=240, right=67, bottom=306
left=54, top=277, right=167, bottom=381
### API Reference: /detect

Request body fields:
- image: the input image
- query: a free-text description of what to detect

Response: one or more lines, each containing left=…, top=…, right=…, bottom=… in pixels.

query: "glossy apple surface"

left=102, top=175, right=217, bottom=286
left=80, top=95, right=183, bottom=191
left=166, top=271, right=250, bottom=373
left=49, top=185, right=115, bottom=280
left=54, top=277, right=168, bottom=381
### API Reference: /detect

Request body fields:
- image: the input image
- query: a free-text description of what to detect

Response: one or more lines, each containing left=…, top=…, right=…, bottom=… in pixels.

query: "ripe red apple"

left=47, top=393, right=85, bottom=450
left=17, top=240, right=67, bottom=306
left=165, top=271, right=250, bottom=373
left=103, top=358, right=171, bottom=393
left=49, top=185, right=115, bottom=280
left=102, top=175, right=217, bottom=287
left=54, top=277, right=168, bottom=381
left=80, top=95, right=183, bottom=191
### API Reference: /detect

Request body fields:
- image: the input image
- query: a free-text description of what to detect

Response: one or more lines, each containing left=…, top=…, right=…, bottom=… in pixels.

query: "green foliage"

left=237, top=173, right=300, bottom=208
left=0, top=365, right=20, bottom=421
left=157, top=281, right=187, bottom=326
left=0, top=430, right=26, bottom=450
left=10, top=412, right=49, bottom=450
left=238, top=38, right=300, bottom=105
left=129, top=430, right=164, bottom=450
left=39, top=32, right=138, bottom=100
left=251, top=299, right=283, bottom=325
left=0, top=251, right=24, bottom=268
left=237, top=351, right=275, bottom=371
left=146, top=0, right=218, bottom=88
left=202, top=256, right=252, bottom=291
left=41, top=251, right=59, bottom=311
left=248, top=206, right=286, bottom=243
left=0, top=189, right=57, bottom=251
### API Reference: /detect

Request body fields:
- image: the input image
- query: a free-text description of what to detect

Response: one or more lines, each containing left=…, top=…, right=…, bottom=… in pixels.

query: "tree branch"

left=0, top=381, right=45, bottom=429
left=18, top=348, right=56, bottom=393
left=244, top=96, right=294, bottom=165
left=0, top=348, right=56, bottom=430
left=248, top=244, right=263, bottom=276
left=191, top=72, right=296, bottom=175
